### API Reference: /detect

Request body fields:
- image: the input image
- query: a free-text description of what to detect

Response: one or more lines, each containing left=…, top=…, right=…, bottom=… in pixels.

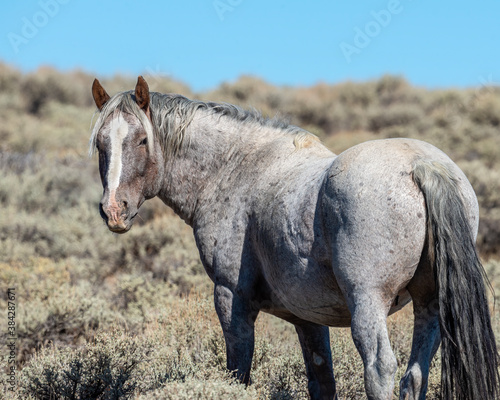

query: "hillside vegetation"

left=0, top=62, right=499, bottom=399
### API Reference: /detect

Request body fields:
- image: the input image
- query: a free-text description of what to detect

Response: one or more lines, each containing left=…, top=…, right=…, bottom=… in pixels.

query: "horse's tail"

left=412, top=159, right=499, bottom=400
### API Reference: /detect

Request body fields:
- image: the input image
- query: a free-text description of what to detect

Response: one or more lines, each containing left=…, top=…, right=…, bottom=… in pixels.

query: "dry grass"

left=0, top=62, right=499, bottom=398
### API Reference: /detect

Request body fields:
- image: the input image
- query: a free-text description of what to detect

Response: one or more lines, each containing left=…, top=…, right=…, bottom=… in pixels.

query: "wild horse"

left=90, top=76, right=499, bottom=400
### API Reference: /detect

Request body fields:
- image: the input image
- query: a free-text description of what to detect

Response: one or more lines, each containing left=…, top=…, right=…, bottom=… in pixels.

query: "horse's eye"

left=140, top=137, right=148, bottom=146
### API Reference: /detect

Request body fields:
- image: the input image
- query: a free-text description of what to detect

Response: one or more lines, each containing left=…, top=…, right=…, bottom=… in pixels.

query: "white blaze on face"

left=107, top=112, right=129, bottom=203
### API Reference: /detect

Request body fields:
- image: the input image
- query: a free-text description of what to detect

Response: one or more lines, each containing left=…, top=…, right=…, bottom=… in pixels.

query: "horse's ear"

left=135, top=76, right=150, bottom=117
left=92, top=79, right=110, bottom=111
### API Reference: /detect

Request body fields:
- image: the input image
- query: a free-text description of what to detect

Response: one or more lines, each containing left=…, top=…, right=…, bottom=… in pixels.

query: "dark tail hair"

left=412, top=159, right=499, bottom=400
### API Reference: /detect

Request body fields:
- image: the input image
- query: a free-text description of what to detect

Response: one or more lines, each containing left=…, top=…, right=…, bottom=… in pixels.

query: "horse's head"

left=91, top=77, right=164, bottom=233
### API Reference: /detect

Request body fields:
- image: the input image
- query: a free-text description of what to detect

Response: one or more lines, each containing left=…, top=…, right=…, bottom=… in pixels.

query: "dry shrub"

left=469, top=90, right=500, bottom=127
left=21, top=67, right=93, bottom=114
left=16, top=331, right=153, bottom=400
left=135, top=379, right=256, bottom=400
left=460, top=161, right=500, bottom=256
left=369, top=103, right=426, bottom=132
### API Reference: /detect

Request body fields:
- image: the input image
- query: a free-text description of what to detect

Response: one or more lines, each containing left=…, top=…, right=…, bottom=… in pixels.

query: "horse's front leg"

left=214, top=283, right=259, bottom=384
left=295, top=321, right=337, bottom=400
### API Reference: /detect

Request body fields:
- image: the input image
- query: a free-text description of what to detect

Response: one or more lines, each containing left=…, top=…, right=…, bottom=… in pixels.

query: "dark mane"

left=148, top=91, right=303, bottom=134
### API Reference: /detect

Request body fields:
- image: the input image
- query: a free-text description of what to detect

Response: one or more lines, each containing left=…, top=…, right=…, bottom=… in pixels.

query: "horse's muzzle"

left=107, top=219, right=129, bottom=234
left=99, top=200, right=133, bottom=234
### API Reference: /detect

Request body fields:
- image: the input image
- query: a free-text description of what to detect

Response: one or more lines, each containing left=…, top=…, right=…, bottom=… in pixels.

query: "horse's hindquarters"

left=321, top=139, right=430, bottom=310
left=319, top=139, right=436, bottom=399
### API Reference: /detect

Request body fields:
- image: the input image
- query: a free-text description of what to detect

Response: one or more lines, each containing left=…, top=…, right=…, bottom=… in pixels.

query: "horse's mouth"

left=108, top=224, right=130, bottom=234
left=106, top=212, right=138, bottom=234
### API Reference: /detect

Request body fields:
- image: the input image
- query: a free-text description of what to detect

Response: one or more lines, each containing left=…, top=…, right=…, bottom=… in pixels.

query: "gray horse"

left=90, top=76, right=499, bottom=400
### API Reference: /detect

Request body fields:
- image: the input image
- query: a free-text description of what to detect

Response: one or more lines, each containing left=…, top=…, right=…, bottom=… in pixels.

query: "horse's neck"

left=158, top=113, right=275, bottom=225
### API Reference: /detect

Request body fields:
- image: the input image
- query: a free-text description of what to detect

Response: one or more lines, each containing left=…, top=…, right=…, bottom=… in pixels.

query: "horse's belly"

left=265, top=268, right=413, bottom=327
left=289, top=302, right=352, bottom=327
left=264, top=259, right=352, bottom=327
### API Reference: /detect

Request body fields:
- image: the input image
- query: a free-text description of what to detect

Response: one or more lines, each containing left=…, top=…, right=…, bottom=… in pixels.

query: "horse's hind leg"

left=399, top=258, right=441, bottom=400
left=295, top=321, right=337, bottom=400
left=350, top=295, right=398, bottom=400
left=399, top=302, right=440, bottom=400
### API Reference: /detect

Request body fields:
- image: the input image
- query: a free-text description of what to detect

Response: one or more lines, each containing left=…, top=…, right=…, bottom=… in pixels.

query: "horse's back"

left=323, top=138, right=478, bottom=233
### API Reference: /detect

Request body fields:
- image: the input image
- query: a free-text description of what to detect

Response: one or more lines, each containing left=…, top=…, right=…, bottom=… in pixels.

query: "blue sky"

left=1, top=1, right=499, bottom=92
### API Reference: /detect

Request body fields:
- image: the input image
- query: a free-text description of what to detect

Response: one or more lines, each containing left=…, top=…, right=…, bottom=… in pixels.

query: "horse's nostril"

left=122, top=200, right=128, bottom=208
left=99, top=202, right=108, bottom=220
